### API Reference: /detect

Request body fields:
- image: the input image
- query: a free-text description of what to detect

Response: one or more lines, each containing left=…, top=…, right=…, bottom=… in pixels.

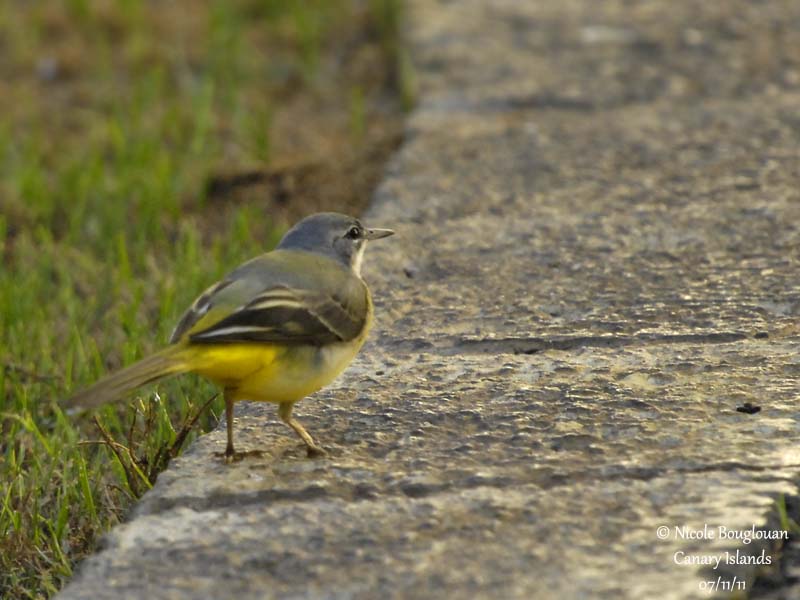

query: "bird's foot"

left=214, top=449, right=264, bottom=463
left=306, top=444, right=328, bottom=458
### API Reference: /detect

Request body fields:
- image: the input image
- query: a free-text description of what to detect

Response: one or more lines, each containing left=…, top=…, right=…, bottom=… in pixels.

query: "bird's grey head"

left=277, top=212, right=394, bottom=275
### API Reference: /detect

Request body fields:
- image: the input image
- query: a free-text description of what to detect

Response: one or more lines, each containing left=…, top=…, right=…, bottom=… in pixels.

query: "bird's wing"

left=170, top=252, right=368, bottom=346
left=188, top=284, right=366, bottom=345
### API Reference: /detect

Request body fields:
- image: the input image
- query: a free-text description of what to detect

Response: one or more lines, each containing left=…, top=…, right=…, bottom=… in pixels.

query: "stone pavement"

left=58, top=1, right=800, bottom=598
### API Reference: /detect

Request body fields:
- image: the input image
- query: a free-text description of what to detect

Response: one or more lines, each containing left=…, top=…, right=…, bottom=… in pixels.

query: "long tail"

left=64, top=346, right=189, bottom=411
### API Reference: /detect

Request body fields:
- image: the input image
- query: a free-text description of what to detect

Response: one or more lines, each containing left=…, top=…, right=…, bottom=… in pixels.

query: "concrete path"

left=59, top=1, right=800, bottom=598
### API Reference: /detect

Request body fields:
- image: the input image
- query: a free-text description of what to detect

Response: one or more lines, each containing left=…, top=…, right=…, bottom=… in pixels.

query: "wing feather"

left=188, top=285, right=366, bottom=345
left=169, top=279, right=233, bottom=343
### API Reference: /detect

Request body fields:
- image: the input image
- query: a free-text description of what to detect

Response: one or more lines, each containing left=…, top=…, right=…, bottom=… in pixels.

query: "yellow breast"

left=185, top=332, right=369, bottom=404
left=240, top=339, right=366, bottom=403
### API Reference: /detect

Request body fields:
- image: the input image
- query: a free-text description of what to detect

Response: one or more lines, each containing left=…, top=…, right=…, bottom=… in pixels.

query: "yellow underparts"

left=179, top=340, right=365, bottom=404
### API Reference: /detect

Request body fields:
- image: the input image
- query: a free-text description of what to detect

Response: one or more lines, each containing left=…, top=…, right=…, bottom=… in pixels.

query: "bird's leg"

left=225, top=388, right=236, bottom=461
left=214, top=388, right=244, bottom=464
left=214, top=387, right=250, bottom=462
left=279, top=402, right=326, bottom=457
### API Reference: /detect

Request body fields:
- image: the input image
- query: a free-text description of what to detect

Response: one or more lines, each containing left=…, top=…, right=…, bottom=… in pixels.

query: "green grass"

left=0, top=0, right=408, bottom=597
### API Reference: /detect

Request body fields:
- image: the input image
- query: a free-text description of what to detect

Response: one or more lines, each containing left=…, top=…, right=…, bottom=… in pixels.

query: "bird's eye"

left=346, top=226, right=361, bottom=239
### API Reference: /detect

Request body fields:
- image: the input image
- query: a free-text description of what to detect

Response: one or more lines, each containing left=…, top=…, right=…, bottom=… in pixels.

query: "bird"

left=64, top=212, right=394, bottom=461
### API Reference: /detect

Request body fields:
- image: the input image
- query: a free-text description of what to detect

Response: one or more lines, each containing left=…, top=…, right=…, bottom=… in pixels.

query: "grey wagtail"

left=65, top=212, right=394, bottom=460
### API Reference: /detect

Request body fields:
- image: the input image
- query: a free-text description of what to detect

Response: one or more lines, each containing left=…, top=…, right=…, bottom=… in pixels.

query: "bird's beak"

left=366, top=228, right=395, bottom=240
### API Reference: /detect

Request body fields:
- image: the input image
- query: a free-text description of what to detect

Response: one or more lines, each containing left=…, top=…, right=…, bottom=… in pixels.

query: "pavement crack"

left=453, top=331, right=751, bottom=355
left=385, top=331, right=758, bottom=356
